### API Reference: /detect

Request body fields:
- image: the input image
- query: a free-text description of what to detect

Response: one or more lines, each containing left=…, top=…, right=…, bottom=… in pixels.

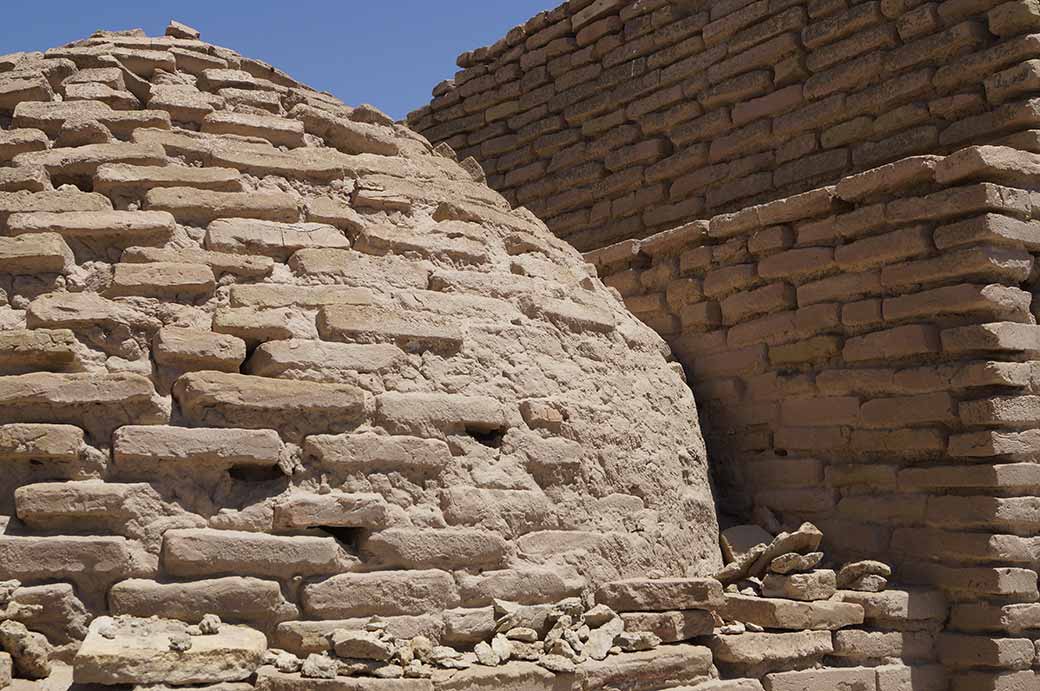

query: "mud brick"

left=162, top=528, right=351, bottom=579
left=806, top=53, right=883, bottom=102
left=806, top=25, right=899, bottom=73
left=711, top=630, right=833, bottom=671
left=938, top=145, right=1040, bottom=187
left=722, top=283, right=797, bottom=324
left=880, top=245, right=1033, bottom=289
left=748, top=225, right=795, bottom=255
left=989, top=0, right=1040, bottom=35
left=107, top=262, right=215, bottom=299
left=986, top=59, right=1040, bottom=105
left=937, top=633, right=1036, bottom=669
left=0, top=233, right=74, bottom=274
left=936, top=33, right=1040, bottom=93
left=770, top=334, right=843, bottom=365
left=110, top=577, right=297, bottom=629
left=943, top=322, right=1040, bottom=355
left=885, top=20, right=988, bottom=74
left=774, top=93, right=846, bottom=137
left=844, top=324, right=941, bottom=362
left=758, top=247, right=835, bottom=280
left=764, top=668, right=877, bottom=690
left=708, top=33, right=801, bottom=84
left=173, top=371, right=366, bottom=439
left=153, top=327, right=246, bottom=373
left=95, top=163, right=242, bottom=195
left=860, top=392, right=956, bottom=428
left=934, top=213, right=1040, bottom=251
left=835, top=226, right=934, bottom=271
left=704, top=0, right=773, bottom=47
left=0, top=128, right=48, bottom=163
left=147, top=188, right=299, bottom=225
left=303, top=570, right=459, bottom=619
left=596, top=578, right=724, bottom=612
left=0, top=329, right=76, bottom=372
left=703, top=70, right=774, bottom=110
left=940, top=97, right=1040, bottom=148
left=884, top=284, right=1032, bottom=322
left=705, top=264, right=759, bottom=299
left=803, top=2, right=885, bottom=50
left=0, top=423, right=83, bottom=461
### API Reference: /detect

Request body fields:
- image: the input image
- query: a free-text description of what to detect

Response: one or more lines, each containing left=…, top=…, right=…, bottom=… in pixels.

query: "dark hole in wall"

left=466, top=426, right=505, bottom=449
left=228, top=465, right=284, bottom=483
left=319, top=526, right=364, bottom=553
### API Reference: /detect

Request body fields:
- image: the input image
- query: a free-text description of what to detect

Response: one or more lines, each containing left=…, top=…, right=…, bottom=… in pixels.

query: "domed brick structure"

left=0, top=20, right=720, bottom=685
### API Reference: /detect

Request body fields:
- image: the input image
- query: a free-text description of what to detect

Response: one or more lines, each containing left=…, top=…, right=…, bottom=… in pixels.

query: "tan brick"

left=989, top=0, right=1040, bottom=36
left=880, top=245, right=1033, bottom=290
left=844, top=324, right=941, bottom=362
left=721, top=283, right=797, bottom=324
left=758, top=247, right=835, bottom=280
left=162, top=528, right=350, bottom=579
left=107, top=262, right=215, bottom=299
left=948, top=428, right=1040, bottom=458
left=173, top=371, right=366, bottom=439
left=851, top=428, right=946, bottom=453
left=884, top=284, right=1032, bottom=323
left=146, top=188, right=299, bottom=225
left=885, top=20, right=988, bottom=74
left=835, top=226, right=933, bottom=272
left=0, top=233, right=74, bottom=274
left=934, top=213, right=1040, bottom=251
left=691, top=344, right=768, bottom=379
left=770, top=335, right=843, bottom=365
left=798, top=271, right=882, bottom=307
left=860, top=392, right=956, bottom=428
left=937, top=633, right=1036, bottom=670
left=806, top=24, right=899, bottom=72
left=986, top=59, right=1040, bottom=105
left=960, top=394, right=1040, bottom=427
left=942, top=322, right=1040, bottom=355
left=764, top=667, right=876, bottom=691
left=153, top=327, right=245, bottom=373
left=704, top=264, right=758, bottom=298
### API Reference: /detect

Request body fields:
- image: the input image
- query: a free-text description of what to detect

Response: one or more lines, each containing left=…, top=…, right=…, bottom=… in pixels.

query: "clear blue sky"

left=0, top=0, right=555, bottom=120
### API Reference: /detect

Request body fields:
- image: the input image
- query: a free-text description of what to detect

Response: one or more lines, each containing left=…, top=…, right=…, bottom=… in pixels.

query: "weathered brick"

left=844, top=324, right=941, bottom=362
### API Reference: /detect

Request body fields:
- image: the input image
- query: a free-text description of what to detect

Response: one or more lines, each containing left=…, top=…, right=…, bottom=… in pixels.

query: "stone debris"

left=0, top=619, right=52, bottom=679
left=72, top=615, right=266, bottom=685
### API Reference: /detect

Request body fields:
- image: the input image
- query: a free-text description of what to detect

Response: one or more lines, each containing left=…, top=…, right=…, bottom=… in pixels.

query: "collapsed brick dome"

left=0, top=21, right=720, bottom=648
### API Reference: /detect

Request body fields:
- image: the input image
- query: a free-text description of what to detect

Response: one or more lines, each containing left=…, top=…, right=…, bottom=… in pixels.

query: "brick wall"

left=591, top=145, right=1040, bottom=685
left=408, top=0, right=1040, bottom=251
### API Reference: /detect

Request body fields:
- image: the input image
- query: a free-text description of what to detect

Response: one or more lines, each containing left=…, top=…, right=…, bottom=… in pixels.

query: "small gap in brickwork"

left=319, top=525, right=364, bottom=553
left=228, top=465, right=284, bottom=483
left=465, top=425, right=505, bottom=448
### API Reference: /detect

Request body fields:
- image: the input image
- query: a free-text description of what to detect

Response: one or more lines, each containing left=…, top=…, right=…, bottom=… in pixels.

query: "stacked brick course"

left=409, top=0, right=1040, bottom=251
left=592, top=146, right=1040, bottom=687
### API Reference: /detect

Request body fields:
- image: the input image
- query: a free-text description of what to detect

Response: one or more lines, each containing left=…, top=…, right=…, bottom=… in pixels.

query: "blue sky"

left=0, top=0, right=555, bottom=120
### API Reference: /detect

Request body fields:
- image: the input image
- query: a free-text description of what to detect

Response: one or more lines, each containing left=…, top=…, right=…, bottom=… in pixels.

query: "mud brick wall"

left=592, top=147, right=1040, bottom=684
left=0, top=25, right=725, bottom=680
left=408, top=0, right=1040, bottom=252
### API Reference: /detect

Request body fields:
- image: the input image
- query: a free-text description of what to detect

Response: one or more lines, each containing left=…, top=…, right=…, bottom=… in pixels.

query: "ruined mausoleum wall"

left=592, top=146, right=1040, bottom=685
left=408, top=0, right=1040, bottom=251
left=0, top=25, right=722, bottom=682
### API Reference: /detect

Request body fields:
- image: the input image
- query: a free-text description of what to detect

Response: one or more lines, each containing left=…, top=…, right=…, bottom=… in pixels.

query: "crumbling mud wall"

left=592, top=146, right=1040, bottom=687
left=409, top=0, right=1040, bottom=251
left=0, top=22, right=729, bottom=687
